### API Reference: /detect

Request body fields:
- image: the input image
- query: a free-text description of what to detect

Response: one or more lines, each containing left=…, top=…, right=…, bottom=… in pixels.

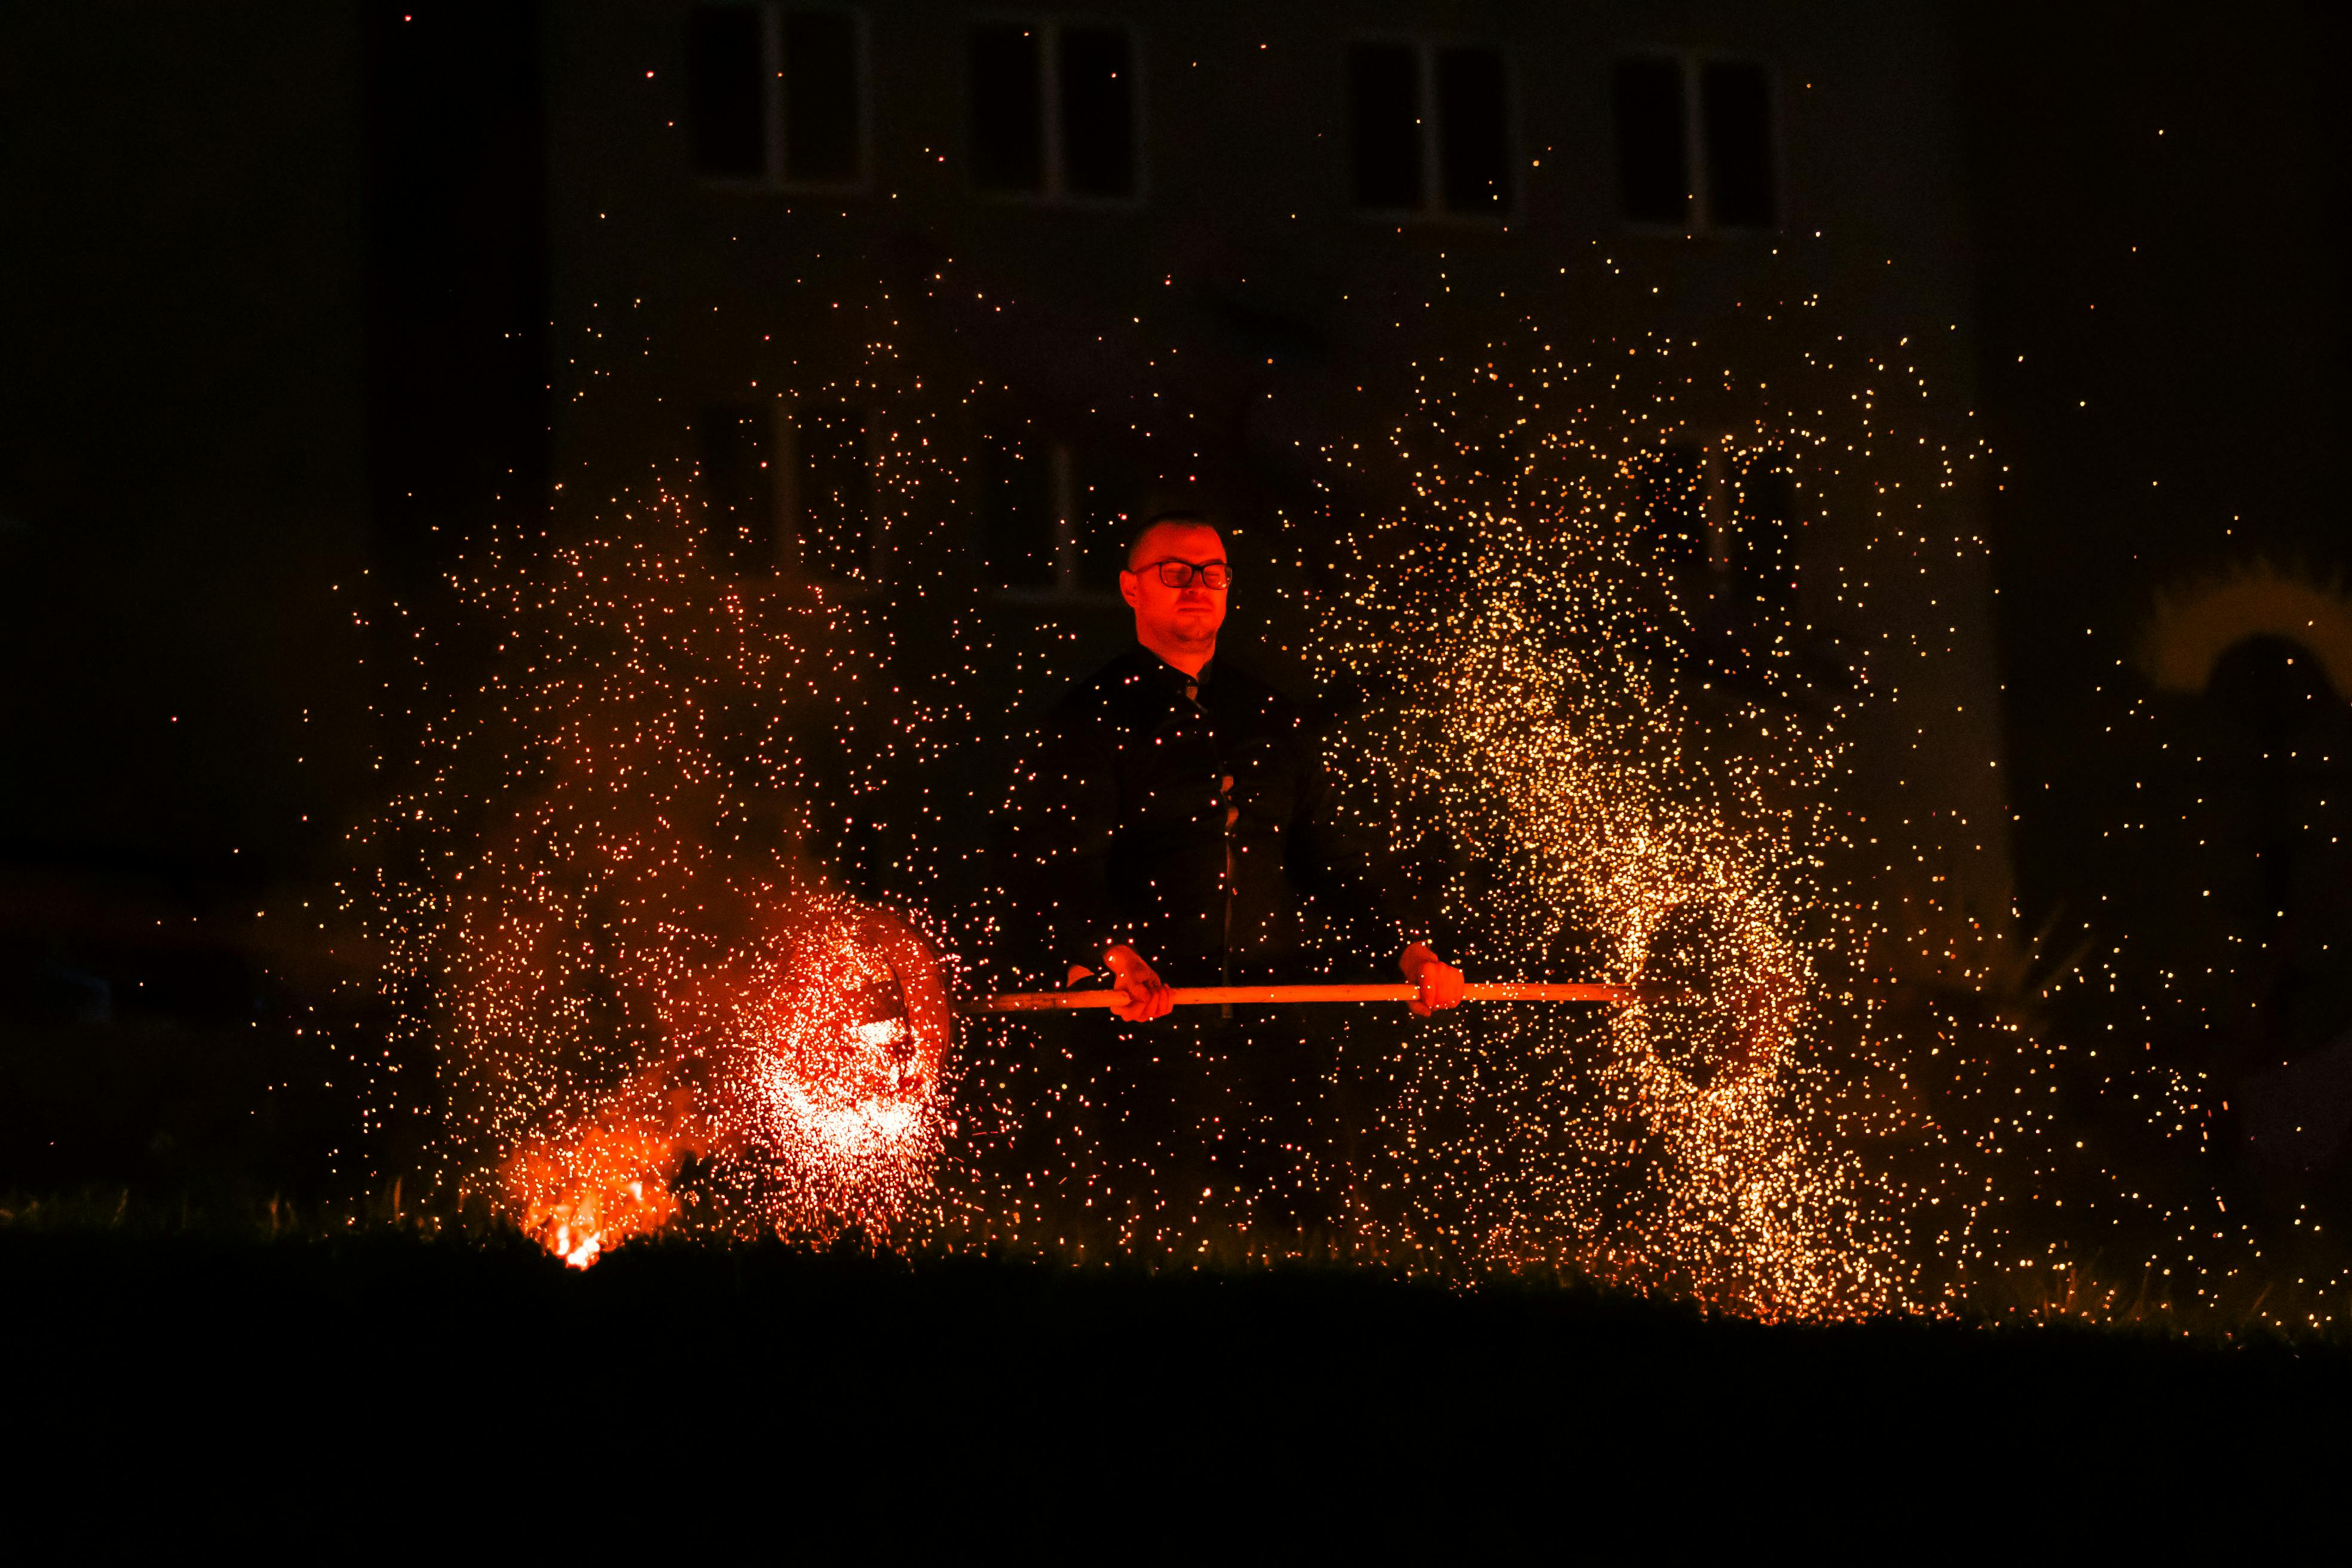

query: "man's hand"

left=1067, top=944, right=1175, bottom=1022
left=1398, top=942, right=1465, bottom=1017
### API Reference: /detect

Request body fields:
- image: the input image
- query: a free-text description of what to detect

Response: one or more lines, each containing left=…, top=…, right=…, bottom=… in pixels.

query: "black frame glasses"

left=1134, top=558, right=1232, bottom=590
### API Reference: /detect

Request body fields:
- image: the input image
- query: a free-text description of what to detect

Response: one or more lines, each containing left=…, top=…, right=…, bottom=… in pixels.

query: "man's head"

left=1119, top=512, right=1229, bottom=673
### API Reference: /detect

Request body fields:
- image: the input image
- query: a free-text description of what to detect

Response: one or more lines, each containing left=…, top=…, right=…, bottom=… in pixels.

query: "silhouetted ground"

left=4, top=941, right=2343, bottom=1545
left=7, top=1217, right=2342, bottom=1549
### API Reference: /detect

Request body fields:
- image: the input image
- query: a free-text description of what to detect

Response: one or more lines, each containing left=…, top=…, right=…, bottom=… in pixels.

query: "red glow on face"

left=1120, top=523, right=1229, bottom=653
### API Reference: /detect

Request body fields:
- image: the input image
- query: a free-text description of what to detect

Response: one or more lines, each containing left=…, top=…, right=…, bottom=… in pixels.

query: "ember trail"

left=357, top=483, right=954, bottom=1262
left=348, top=273, right=2348, bottom=1328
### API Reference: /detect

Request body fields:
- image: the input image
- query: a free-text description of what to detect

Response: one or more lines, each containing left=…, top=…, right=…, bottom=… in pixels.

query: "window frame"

left=1344, top=33, right=1519, bottom=226
left=1610, top=51, right=1783, bottom=237
left=690, top=2, right=874, bottom=195
left=693, top=400, right=781, bottom=577
left=964, top=13, right=1149, bottom=209
left=982, top=437, right=1127, bottom=607
left=1628, top=439, right=1803, bottom=612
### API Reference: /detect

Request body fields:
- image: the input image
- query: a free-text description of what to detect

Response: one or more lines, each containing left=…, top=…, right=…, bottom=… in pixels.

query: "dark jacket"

left=1004, top=645, right=1426, bottom=986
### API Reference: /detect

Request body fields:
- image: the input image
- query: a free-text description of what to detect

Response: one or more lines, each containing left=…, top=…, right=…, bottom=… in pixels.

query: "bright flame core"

left=494, top=893, right=951, bottom=1266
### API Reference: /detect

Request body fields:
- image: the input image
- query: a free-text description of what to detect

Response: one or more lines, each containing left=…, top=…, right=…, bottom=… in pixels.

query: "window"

left=688, top=9, right=765, bottom=176
left=1436, top=48, right=1510, bottom=213
left=697, top=403, right=875, bottom=579
left=1699, top=62, right=1775, bottom=229
left=1632, top=443, right=1709, bottom=579
left=1348, top=45, right=1420, bottom=209
left=1065, top=452, right=1137, bottom=593
left=1610, top=59, right=1685, bottom=226
left=787, top=406, right=874, bottom=580
left=980, top=433, right=1055, bottom=589
left=1348, top=41, right=1513, bottom=217
left=1612, top=56, right=1777, bottom=231
left=979, top=435, right=1132, bottom=598
left=1630, top=445, right=1796, bottom=609
left=1723, top=449, right=1796, bottom=610
left=697, top=405, right=775, bottom=574
left=688, top=5, right=867, bottom=186
left=970, top=22, right=1140, bottom=201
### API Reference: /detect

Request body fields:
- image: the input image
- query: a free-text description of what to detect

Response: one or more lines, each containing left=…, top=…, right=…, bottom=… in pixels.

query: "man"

left=999, top=511, right=1463, bottom=1247
left=1014, top=510, right=1465, bottom=1016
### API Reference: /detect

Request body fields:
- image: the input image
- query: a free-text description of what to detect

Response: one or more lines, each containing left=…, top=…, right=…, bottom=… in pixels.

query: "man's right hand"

left=1067, top=944, right=1175, bottom=1021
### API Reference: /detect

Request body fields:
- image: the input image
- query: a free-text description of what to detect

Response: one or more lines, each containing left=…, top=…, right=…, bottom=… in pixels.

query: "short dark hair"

left=1124, top=510, right=1223, bottom=571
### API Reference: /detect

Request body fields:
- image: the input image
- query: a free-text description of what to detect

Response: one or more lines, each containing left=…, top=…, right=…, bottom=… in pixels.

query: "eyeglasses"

left=1133, top=558, right=1232, bottom=590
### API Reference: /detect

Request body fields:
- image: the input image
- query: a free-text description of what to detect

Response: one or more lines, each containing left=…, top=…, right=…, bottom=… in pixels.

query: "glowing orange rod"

left=971, top=982, right=1638, bottom=1013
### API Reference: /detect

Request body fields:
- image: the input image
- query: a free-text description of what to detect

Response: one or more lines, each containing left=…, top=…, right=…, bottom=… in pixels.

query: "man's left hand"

left=1398, top=942, right=1465, bottom=1017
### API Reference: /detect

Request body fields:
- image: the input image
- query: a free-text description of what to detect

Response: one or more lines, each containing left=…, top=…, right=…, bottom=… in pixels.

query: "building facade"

left=537, top=0, right=2016, bottom=981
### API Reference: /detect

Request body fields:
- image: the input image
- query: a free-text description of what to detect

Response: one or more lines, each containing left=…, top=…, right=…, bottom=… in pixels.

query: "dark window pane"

left=784, top=11, right=860, bottom=183
left=1701, top=61, right=1776, bottom=228
left=698, top=405, right=773, bottom=574
left=1348, top=43, right=1422, bottom=210
left=688, top=6, right=765, bottom=177
left=981, top=433, right=1056, bottom=589
left=1633, top=444, right=1708, bottom=578
left=2206, top=637, right=2352, bottom=988
left=1437, top=47, right=1510, bottom=213
left=970, top=25, right=1045, bottom=192
left=1074, top=449, right=1143, bottom=592
left=1612, top=57, right=1686, bottom=225
left=1729, top=449, right=1795, bottom=608
left=1061, top=26, right=1136, bottom=198
left=796, top=406, right=870, bottom=579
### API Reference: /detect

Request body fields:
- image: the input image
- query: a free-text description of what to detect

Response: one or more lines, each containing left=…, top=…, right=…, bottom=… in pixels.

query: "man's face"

left=1120, top=523, right=1229, bottom=650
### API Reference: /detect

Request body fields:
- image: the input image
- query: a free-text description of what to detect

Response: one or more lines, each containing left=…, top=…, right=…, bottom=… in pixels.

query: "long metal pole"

left=972, top=981, right=1634, bottom=1013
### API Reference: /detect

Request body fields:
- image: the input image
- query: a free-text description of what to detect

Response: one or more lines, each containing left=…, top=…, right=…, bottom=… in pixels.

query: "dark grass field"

left=7, top=1004, right=2348, bottom=1545
left=8, top=1213, right=2345, bottom=1549
left=4, top=1012, right=2344, bottom=1544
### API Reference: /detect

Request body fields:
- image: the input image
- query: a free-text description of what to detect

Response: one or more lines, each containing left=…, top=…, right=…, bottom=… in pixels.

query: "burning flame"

left=497, top=893, right=952, bottom=1266
left=503, top=1094, right=690, bottom=1267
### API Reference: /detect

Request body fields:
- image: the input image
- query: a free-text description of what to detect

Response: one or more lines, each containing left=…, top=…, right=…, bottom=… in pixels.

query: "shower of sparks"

left=331, top=238, right=2351, bottom=1324
left=1283, top=310, right=2352, bottom=1327
left=352, top=468, right=954, bottom=1263
left=1301, top=323, right=1926, bottom=1317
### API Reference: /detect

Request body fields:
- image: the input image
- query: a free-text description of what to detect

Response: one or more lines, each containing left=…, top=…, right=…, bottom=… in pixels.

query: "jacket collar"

left=1122, top=642, right=1217, bottom=690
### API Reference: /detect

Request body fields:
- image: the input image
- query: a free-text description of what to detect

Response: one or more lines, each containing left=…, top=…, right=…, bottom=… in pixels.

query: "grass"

left=7, top=1192, right=2347, bottom=1542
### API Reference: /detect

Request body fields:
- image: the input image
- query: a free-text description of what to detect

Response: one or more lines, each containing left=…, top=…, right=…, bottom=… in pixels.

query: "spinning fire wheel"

left=1619, top=899, right=1794, bottom=1092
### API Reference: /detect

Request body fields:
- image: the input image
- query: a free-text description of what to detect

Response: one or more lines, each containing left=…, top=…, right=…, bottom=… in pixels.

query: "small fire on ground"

left=498, top=896, right=953, bottom=1267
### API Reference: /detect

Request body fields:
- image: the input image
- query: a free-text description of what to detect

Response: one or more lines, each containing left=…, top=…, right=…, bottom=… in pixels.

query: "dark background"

left=0, top=1, right=2345, bottom=1202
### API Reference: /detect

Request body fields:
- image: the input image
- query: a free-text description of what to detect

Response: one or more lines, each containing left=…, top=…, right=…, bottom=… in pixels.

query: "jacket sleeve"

left=1284, top=719, right=1435, bottom=961
left=1000, top=709, right=1125, bottom=984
